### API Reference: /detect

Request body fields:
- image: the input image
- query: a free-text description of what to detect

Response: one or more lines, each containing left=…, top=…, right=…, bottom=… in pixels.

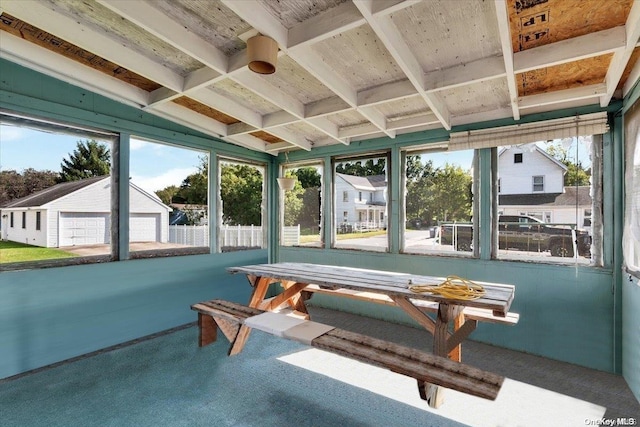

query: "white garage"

left=59, top=212, right=110, bottom=246
left=0, top=176, right=171, bottom=248
left=130, top=213, right=160, bottom=242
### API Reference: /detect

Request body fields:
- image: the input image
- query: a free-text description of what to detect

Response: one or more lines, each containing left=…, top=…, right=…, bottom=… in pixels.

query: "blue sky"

left=1, top=124, right=204, bottom=193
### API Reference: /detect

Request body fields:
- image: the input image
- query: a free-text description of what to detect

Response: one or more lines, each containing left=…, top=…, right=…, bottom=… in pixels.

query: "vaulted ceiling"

left=1, top=0, right=638, bottom=155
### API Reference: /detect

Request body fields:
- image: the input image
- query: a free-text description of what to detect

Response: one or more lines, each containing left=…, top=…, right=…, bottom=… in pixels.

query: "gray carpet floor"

left=1, top=305, right=639, bottom=427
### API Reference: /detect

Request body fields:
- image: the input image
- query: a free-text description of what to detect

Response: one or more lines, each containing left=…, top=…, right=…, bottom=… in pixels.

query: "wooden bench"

left=301, top=284, right=520, bottom=326
left=192, top=299, right=504, bottom=403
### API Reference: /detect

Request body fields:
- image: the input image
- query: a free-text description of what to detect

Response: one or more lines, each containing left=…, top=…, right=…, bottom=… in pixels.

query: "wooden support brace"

left=447, top=319, right=477, bottom=355
left=263, top=282, right=308, bottom=311
left=216, top=317, right=241, bottom=343
left=198, top=313, right=217, bottom=347
left=391, top=295, right=437, bottom=335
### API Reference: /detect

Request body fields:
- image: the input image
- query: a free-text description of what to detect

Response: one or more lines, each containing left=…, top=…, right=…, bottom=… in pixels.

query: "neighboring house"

left=498, top=146, right=592, bottom=229
left=335, top=173, right=387, bottom=229
left=0, top=176, right=171, bottom=247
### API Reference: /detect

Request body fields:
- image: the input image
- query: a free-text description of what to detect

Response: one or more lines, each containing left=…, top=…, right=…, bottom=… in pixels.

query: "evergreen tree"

left=59, top=140, right=110, bottom=182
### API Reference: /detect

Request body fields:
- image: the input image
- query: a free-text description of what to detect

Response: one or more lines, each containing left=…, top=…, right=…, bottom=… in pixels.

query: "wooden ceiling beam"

left=1, top=0, right=184, bottom=92
left=494, top=0, right=520, bottom=121
left=96, top=0, right=228, bottom=74
left=222, top=0, right=391, bottom=140
left=519, top=84, right=607, bottom=110
left=0, top=31, right=149, bottom=108
left=601, top=0, right=640, bottom=106
left=514, top=26, right=626, bottom=73
left=353, top=1, right=452, bottom=130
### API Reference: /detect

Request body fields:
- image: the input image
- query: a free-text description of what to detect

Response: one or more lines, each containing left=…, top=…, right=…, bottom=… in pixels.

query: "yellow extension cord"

left=408, top=275, right=486, bottom=300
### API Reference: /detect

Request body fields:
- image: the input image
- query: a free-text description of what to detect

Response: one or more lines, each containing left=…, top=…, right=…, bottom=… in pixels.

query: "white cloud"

left=0, top=125, right=26, bottom=142
left=129, top=139, right=148, bottom=151
left=130, top=167, right=198, bottom=193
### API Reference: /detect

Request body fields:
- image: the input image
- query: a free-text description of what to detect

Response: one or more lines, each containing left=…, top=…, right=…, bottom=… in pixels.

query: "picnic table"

left=224, top=262, right=518, bottom=407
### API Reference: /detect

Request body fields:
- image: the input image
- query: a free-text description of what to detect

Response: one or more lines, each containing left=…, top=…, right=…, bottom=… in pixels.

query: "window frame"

left=10, top=212, right=14, bottom=228
left=532, top=175, right=545, bottom=192
left=36, top=211, right=41, bottom=231
left=514, top=153, right=523, bottom=163
left=21, top=211, right=26, bottom=229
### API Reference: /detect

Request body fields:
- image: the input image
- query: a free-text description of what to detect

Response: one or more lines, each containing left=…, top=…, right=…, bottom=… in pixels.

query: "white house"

left=335, top=173, right=387, bottom=229
left=0, top=176, right=171, bottom=247
left=498, top=146, right=592, bottom=228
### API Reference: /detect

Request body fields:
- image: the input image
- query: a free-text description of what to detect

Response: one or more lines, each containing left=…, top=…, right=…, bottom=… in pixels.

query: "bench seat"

left=302, top=284, right=520, bottom=325
left=191, top=299, right=504, bottom=402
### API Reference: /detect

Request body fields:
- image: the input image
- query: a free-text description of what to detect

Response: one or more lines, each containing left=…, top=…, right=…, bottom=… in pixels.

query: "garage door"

left=60, top=212, right=110, bottom=246
left=130, top=213, right=160, bottom=242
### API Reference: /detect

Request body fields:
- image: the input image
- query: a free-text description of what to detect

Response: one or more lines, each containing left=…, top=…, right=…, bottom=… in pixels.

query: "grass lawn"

left=0, top=240, right=77, bottom=263
left=336, top=230, right=386, bottom=240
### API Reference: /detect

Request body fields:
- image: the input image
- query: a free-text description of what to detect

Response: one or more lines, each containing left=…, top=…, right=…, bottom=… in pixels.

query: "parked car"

left=440, top=215, right=591, bottom=257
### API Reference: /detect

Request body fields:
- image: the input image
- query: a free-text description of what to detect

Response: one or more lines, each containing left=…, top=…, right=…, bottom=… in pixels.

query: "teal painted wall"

left=0, top=59, right=270, bottom=379
left=622, top=83, right=640, bottom=402
left=623, top=275, right=640, bottom=402
left=0, top=57, right=629, bottom=382
left=280, top=248, right=617, bottom=372
left=0, top=250, right=266, bottom=378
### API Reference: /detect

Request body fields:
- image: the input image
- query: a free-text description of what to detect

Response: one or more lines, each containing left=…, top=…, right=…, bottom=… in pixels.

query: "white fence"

left=169, top=225, right=209, bottom=247
left=169, top=225, right=301, bottom=247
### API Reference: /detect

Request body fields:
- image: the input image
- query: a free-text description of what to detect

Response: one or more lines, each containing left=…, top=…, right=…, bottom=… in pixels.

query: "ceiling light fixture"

left=247, top=35, right=278, bottom=74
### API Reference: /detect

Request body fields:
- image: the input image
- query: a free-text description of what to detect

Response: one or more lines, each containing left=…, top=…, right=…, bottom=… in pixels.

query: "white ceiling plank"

left=371, top=0, right=422, bottom=16
left=146, top=87, right=180, bottom=109
left=0, top=32, right=149, bottom=108
left=601, top=0, right=640, bottom=106
left=305, top=97, right=352, bottom=118
left=262, top=111, right=299, bottom=129
left=424, top=56, right=506, bottom=92
left=183, top=68, right=223, bottom=93
left=230, top=73, right=345, bottom=144
left=187, top=89, right=263, bottom=129
left=266, top=127, right=313, bottom=151
left=221, top=0, right=288, bottom=47
left=494, top=0, right=520, bottom=120
left=306, top=116, right=349, bottom=145
left=2, top=0, right=184, bottom=92
left=227, top=122, right=257, bottom=137
left=451, top=106, right=514, bottom=127
left=357, top=79, right=417, bottom=106
left=514, top=26, right=626, bottom=73
left=151, top=102, right=227, bottom=137
left=357, top=105, right=395, bottom=137
left=96, top=0, right=228, bottom=74
left=338, top=122, right=382, bottom=139
left=353, top=1, right=452, bottom=130
left=387, top=113, right=439, bottom=131
left=623, top=55, right=640, bottom=97
left=265, top=141, right=297, bottom=153
left=519, top=84, right=607, bottom=109
left=288, top=1, right=365, bottom=48
left=223, top=134, right=269, bottom=153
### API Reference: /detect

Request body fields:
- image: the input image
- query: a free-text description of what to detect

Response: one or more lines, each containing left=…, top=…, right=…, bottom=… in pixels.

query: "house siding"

left=46, top=179, right=112, bottom=247
left=499, top=148, right=564, bottom=195
left=129, top=186, right=170, bottom=243
left=1, top=208, right=47, bottom=246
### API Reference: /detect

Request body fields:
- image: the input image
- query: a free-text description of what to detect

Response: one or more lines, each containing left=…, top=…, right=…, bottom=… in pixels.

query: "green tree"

left=336, top=158, right=385, bottom=176
left=283, top=172, right=304, bottom=226
left=405, top=156, right=436, bottom=224
left=155, top=185, right=179, bottom=205
left=220, top=163, right=263, bottom=225
left=172, top=156, right=208, bottom=205
left=0, top=168, right=59, bottom=205
left=59, top=140, right=111, bottom=182
left=545, top=141, right=590, bottom=186
left=430, top=164, right=472, bottom=222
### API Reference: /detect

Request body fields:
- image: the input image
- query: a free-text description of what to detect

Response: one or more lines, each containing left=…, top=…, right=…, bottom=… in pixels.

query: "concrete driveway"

left=60, top=242, right=191, bottom=256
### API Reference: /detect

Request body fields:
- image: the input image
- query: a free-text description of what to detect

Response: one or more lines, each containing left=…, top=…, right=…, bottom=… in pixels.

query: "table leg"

left=228, top=276, right=272, bottom=355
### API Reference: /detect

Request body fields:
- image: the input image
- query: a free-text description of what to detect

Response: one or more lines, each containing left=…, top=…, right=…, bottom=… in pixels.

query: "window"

left=281, top=162, right=322, bottom=248
left=514, top=153, right=523, bottom=163
left=623, top=98, right=640, bottom=276
left=0, top=113, right=115, bottom=268
left=583, top=209, right=592, bottom=227
left=497, top=139, right=599, bottom=265
left=532, top=175, right=544, bottom=192
left=129, top=138, right=209, bottom=258
left=219, top=158, right=266, bottom=252
left=498, top=178, right=501, bottom=193
left=403, top=148, right=475, bottom=255
left=342, top=191, right=348, bottom=202
left=333, top=154, right=388, bottom=252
